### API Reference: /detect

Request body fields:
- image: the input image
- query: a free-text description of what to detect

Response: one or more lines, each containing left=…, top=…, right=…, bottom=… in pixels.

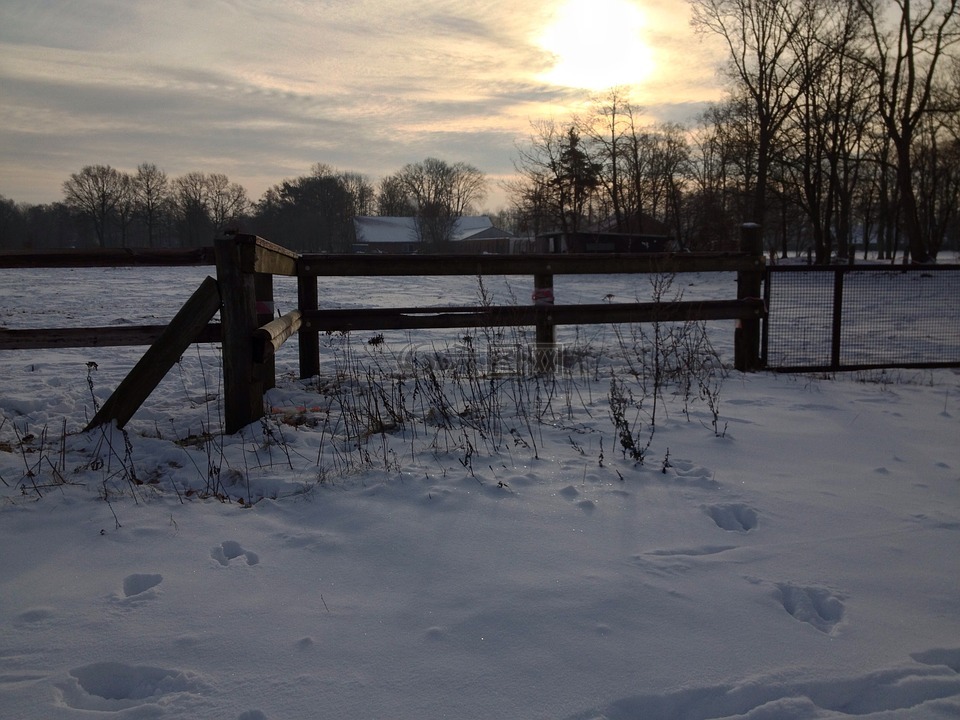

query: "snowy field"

left=1, top=265, right=959, bottom=719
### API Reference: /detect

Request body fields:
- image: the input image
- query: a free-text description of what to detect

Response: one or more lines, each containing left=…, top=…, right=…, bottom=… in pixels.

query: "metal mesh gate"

left=763, top=265, right=960, bottom=372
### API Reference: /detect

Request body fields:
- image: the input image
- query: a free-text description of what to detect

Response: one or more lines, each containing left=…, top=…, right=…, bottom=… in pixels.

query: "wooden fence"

left=0, top=228, right=765, bottom=434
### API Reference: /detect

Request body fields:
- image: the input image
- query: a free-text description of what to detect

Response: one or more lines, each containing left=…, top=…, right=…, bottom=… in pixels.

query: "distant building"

left=352, top=216, right=517, bottom=254
left=536, top=212, right=672, bottom=253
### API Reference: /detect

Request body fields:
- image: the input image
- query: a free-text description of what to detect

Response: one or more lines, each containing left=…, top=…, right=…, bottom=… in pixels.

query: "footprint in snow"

left=122, top=573, right=163, bottom=598
left=211, top=541, right=260, bottom=566
left=60, top=661, right=210, bottom=712
left=704, top=503, right=758, bottom=532
left=664, top=458, right=718, bottom=489
left=776, top=583, right=845, bottom=634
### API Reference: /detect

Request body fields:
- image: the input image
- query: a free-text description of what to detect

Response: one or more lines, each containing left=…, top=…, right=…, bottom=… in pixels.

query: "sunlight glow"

left=537, top=0, right=655, bottom=90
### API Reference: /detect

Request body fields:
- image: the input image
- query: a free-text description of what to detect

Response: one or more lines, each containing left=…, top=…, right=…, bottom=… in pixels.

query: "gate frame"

left=762, top=263, right=960, bottom=373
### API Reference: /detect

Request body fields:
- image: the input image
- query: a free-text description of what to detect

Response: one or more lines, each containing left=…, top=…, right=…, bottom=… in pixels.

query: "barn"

left=352, top=216, right=517, bottom=254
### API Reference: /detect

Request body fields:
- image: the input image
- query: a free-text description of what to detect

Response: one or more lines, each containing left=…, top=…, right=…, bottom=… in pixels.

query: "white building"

left=352, top=216, right=517, bottom=254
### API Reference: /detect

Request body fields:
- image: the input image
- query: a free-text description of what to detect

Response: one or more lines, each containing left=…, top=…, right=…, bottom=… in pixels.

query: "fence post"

left=831, top=269, right=844, bottom=370
left=297, top=266, right=320, bottom=379
left=255, top=272, right=275, bottom=391
left=215, top=234, right=263, bottom=433
left=533, top=271, right=555, bottom=373
left=735, top=223, right=764, bottom=372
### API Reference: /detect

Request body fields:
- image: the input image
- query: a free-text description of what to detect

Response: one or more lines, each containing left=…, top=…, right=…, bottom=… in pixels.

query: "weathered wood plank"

left=229, top=233, right=298, bottom=276
left=253, top=272, right=276, bottom=391
left=0, top=247, right=216, bottom=269
left=215, top=236, right=262, bottom=434
left=533, top=273, right=555, bottom=371
left=254, top=310, right=302, bottom=363
left=298, top=252, right=761, bottom=277
left=297, top=273, right=320, bottom=379
left=0, top=324, right=221, bottom=350
left=301, top=299, right=765, bottom=333
left=85, top=276, right=222, bottom=431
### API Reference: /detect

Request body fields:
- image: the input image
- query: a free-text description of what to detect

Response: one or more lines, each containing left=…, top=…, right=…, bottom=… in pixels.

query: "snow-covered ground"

left=1, top=266, right=958, bottom=719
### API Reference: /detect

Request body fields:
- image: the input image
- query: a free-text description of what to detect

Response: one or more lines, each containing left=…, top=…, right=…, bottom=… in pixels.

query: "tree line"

left=0, top=159, right=488, bottom=253
left=2, top=0, right=957, bottom=262
left=509, top=0, right=960, bottom=262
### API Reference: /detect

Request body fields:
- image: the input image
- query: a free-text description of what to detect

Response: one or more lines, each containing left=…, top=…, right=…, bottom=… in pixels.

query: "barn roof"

left=354, top=216, right=511, bottom=244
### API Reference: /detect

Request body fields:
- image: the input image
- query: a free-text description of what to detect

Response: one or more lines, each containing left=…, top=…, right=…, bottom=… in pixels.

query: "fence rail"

left=297, top=252, right=760, bottom=276
left=0, top=247, right=217, bottom=268
left=1, top=230, right=765, bottom=433
left=298, top=300, right=763, bottom=333
left=0, top=247, right=223, bottom=350
left=294, top=242, right=766, bottom=389
left=0, top=325, right=222, bottom=350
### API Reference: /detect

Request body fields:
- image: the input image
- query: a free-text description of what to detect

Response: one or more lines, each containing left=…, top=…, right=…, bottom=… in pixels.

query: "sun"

left=537, top=0, right=655, bottom=91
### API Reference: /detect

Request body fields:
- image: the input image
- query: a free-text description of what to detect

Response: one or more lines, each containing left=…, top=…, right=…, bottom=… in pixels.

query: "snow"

left=1, top=266, right=959, bottom=719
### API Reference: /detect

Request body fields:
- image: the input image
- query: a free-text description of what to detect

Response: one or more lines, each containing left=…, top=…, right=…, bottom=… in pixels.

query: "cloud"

left=0, top=0, right=725, bottom=209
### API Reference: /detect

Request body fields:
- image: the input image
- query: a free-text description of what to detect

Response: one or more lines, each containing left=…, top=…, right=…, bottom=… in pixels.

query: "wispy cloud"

left=0, top=0, right=724, bottom=207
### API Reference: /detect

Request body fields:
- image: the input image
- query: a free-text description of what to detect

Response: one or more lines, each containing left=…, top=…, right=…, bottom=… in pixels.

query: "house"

left=352, top=216, right=517, bottom=254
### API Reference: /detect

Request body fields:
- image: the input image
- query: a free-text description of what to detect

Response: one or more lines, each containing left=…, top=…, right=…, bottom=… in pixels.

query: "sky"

left=0, top=0, right=727, bottom=211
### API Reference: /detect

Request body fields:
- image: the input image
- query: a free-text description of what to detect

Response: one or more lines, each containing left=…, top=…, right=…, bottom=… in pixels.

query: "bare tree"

left=376, top=175, right=415, bottom=216
left=447, top=162, right=487, bottom=217
left=398, top=159, right=456, bottom=247
left=114, top=171, right=136, bottom=248
left=396, top=158, right=487, bottom=247
left=638, top=123, right=689, bottom=237
left=502, top=172, right=552, bottom=239
left=397, top=158, right=487, bottom=215
left=133, top=163, right=169, bottom=248
left=171, top=172, right=213, bottom=246
left=578, top=92, right=689, bottom=235
left=856, top=0, right=960, bottom=262
left=576, top=88, right=634, bottom=227
left=690, top=0, right=813, bottom=230
left=685, top=95, right=758, bottom=249
left=206, top=173, right=249, bottom=229
left=62, top=164, right=126, bottom=246
left=171, top=171, right=248, bottom=245
left=913, top=111, right=960, bottom=255
left=619, top=104, right=656, bottom=223
left=781, top=0, right=873, bottom=262
left=337, top=170, right=377, bottom=218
